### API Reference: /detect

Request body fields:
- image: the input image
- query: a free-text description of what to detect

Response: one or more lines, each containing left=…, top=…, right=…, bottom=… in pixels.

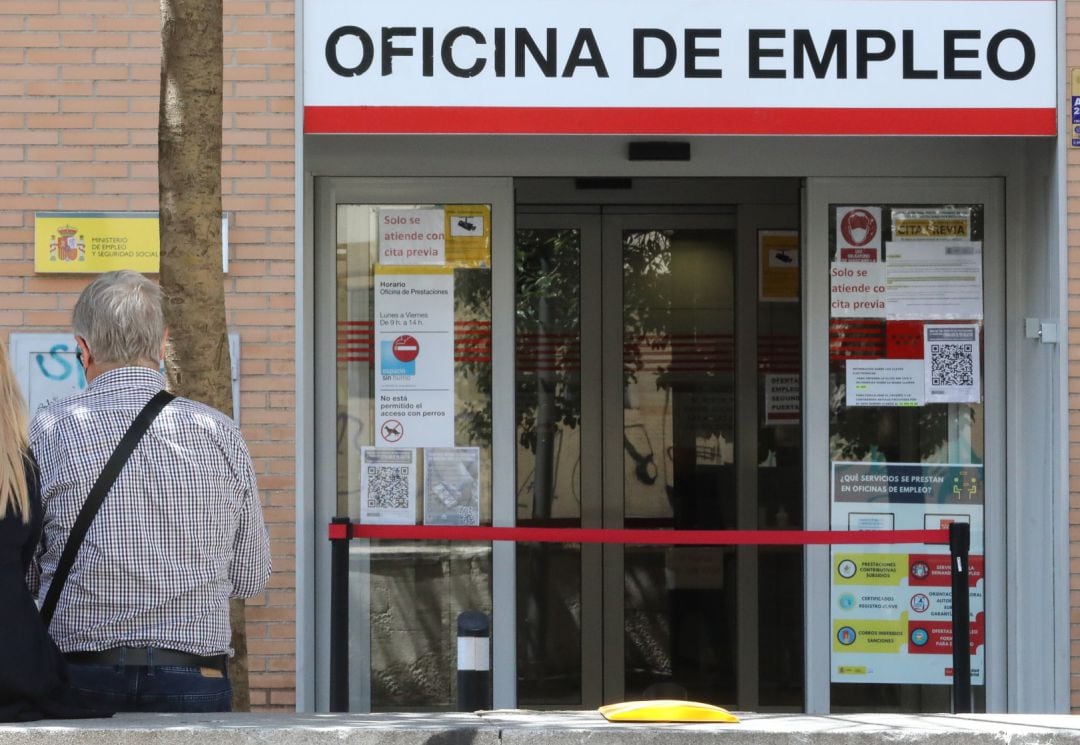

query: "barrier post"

left=329, top=516, right=351, bottom=712
left=949, top=521, right=971, bottom=714
left=456, top=610, right=491, bottom=711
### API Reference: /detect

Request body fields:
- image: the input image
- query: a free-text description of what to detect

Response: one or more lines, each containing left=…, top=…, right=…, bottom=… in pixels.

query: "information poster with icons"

left=373, top=265, right=455, bottom=448
left=830, top=461, right=985, bottom=685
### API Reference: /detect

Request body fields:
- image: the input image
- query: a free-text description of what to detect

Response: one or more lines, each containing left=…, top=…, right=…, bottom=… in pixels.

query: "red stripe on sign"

left=305, top=106, right=1056, bottom=136
left=336, top=523, right=951, bottom=546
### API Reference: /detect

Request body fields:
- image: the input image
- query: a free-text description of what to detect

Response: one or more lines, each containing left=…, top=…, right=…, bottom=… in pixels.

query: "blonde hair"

left=0, top=338, right=29, bottom=523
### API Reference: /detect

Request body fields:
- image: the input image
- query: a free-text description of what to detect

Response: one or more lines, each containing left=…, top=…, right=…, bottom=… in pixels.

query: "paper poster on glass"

left=884, top=241, right=983, bottom=320
left=836, top=206, right=882, bottom=263
left=830, top=461, right=985, bottom=685
left=830, top=262, right=886, bottom=318
left=424, top=447, right=481, bottom=526
left=924, top=324, right=981, bottom=404
left=359, top=447, right=417, bottom=525
left=444, top=204, right=491, bottom=267
left=764, top=373, right=800, bottom=425
left=374, top=266, right=456, bottom=448
left=759, top=230, right=799, bottom=302
left=845, top=359, right=924, bottom=407
left=377, top=208, right=445, bottom=265
left=891, top=207, right=971, bottom=242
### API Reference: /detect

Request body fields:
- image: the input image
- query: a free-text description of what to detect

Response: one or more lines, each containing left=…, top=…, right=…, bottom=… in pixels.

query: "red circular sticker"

left=381, top=419, right=404, bottom=443
left=839, top=208, right=878, bottom=247
left=392, top=335, right=420, bottom=363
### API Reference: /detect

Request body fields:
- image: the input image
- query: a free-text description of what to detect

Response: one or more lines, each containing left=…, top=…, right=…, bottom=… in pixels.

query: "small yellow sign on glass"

left=444, top=204, right=491, bottom=267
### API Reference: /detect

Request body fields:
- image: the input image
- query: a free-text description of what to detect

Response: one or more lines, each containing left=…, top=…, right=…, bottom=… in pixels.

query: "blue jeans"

left=66, top=661, right=232, bottom=713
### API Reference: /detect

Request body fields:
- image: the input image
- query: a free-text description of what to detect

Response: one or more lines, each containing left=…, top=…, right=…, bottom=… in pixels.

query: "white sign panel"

left=359, top=447, right=417, bottom=524
left=845, top=359, right=924, bottom=407
left=10, top=332, right=241, bottom=423
left=10, top=334, right=85, bottom=416
left=885, top=240, right=983, bottom=320
left=378, top=208, right=446, bottom=264
left=304, top=1, right=1056, bottom=135
left=764, top=373, right=800, bottom=426
left=836, top=206, right=882, bottom=262
left=830, top=262, right=886, bottom=318
left=830, top=461, right=985, bottom=685
left=374, top=266, right=456, bottom=447
left=424, top=447, right=481, bottom=526
left=924, top=324, right=981, bottom=404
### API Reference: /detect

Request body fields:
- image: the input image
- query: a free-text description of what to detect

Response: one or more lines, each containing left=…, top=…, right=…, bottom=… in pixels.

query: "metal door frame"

left=514, top=211, right=604, bottom=708
left=310, top=176, right=516, bottom=711
left=600, top=210, right=741, bottom=705
left=802, top=178, right=1006, bottom=713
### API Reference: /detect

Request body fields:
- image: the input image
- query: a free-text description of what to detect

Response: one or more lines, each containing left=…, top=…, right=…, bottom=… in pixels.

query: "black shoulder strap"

left=40, top=389, right=176, bottom=628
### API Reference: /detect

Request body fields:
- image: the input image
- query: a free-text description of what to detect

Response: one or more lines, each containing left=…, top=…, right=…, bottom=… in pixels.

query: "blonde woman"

left=0, top=338, right=90, bottom=721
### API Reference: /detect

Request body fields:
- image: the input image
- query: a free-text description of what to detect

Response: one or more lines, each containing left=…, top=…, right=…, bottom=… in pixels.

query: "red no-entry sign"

left=392, top=334, right=419, bottom=363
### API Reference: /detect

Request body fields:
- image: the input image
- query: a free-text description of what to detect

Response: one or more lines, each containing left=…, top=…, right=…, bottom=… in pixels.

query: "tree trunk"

left=159, top=0, right=251, bottom=711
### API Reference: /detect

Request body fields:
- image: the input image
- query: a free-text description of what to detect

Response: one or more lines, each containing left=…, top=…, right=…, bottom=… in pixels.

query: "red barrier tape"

left=330, top=523, right=950, bottom=546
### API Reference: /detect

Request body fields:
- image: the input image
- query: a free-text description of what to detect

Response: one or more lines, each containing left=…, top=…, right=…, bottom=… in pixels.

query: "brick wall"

left=0, top=0, right=297, bottom=710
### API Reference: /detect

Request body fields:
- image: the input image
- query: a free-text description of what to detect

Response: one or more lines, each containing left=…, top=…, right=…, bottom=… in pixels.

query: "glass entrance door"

left=515, top=202, right=803, bottom=709
left=803, top=179, right=1005, bottom=713
left=313, top=176, right=517, bottom=713
left=601, top=215, right=739, bottom=704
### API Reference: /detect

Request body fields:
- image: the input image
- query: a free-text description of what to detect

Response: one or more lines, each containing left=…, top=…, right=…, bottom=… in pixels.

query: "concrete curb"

left=3, top=712, right=1080, bottom=745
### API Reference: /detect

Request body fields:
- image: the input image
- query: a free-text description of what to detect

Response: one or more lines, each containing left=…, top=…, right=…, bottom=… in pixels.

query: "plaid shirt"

left=28, top=366, right=271, bottom=656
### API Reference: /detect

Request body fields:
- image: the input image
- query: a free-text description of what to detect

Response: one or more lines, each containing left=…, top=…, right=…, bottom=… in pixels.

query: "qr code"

left=367, top=465, right=410, bottom=509
left=929, top=342, right=974, bottom=387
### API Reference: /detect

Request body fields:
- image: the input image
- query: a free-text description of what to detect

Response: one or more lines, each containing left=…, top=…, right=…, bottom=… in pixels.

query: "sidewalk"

left=3, top=711, right=1080, bottom=745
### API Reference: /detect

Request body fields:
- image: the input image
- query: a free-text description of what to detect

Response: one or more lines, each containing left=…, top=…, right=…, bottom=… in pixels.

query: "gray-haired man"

left=28, top=270, right=271, bottom=713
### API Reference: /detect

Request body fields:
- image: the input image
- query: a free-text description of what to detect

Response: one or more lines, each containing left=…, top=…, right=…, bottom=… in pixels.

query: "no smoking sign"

left=392, top=334, right=419, bottom=363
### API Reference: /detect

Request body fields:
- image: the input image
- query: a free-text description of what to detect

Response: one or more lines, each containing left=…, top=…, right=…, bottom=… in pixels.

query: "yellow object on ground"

left=598, top=700, right=739, bottom=723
